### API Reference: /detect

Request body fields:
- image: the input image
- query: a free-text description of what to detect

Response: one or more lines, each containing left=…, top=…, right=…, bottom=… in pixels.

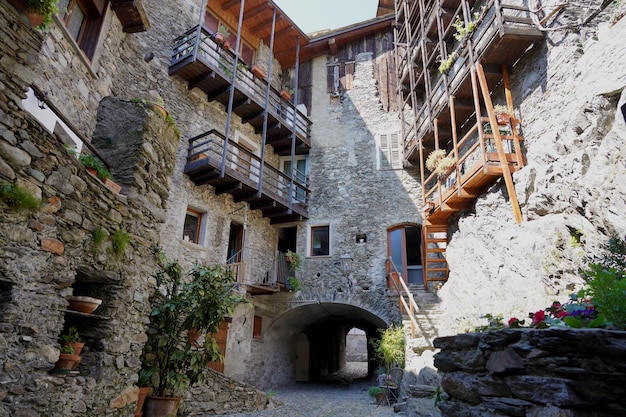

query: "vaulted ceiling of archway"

left=267, top=302, right=388, bottom=338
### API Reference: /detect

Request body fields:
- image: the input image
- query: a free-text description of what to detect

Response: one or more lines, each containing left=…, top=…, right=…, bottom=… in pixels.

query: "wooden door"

left=207, top=321, right=229, bottom=373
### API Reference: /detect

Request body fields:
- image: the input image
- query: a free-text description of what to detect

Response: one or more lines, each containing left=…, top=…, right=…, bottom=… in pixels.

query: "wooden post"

left=476, top=63, right=523, bottom=224
left=502, top=65, right=525, bottom=167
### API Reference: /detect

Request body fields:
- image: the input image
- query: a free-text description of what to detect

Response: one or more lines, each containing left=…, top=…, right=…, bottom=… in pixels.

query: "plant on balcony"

left=426, top=149, right=455, bottom=177
left=493, top=104, right=514, bottom=125
left=452, top=8, right=484, bottom=41
left=438, top=51, right=458, bottom=74
left=215, top=24, right=229, bottom=44
left=280, top=85, right=295, bottom=101
left=285, top=250, right=303, bottom=291
left=250, top=64, right=266, bottom=79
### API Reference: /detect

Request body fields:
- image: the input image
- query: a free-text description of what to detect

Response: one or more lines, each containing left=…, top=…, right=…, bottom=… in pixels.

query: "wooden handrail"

left=386, top=258, right=421, bottom=338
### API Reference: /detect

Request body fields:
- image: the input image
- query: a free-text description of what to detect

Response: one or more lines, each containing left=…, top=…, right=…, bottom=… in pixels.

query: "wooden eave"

left=210, top=0, right=310, bottom=68
left=276, top=15, right=395, bottom=67
left=376, top=0, right=395, bottom=16
left=109, top=0, right=150, bottom=33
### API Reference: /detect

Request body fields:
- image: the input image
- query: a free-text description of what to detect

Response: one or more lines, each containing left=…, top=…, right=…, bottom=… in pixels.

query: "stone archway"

left=252, top=301, right=389, bottom=389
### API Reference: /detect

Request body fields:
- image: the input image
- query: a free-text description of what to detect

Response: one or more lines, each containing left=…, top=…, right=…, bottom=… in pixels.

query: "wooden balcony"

left=169, top=26, right=312, bottom=156
left=226, top=251, right=290, bottom=295
left=400, top=0, right=543, bottom=164
left=423, top=117, right=524, bottom=224
left=184, top=130, right=309, bottom=225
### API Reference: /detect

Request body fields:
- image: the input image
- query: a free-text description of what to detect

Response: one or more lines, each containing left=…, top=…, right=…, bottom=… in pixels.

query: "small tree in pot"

left=141, top=245, right=246, bottom=416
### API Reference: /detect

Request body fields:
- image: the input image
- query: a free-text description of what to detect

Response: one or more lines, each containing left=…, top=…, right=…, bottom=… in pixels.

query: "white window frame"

left=376, top=132, right=402, bottom=170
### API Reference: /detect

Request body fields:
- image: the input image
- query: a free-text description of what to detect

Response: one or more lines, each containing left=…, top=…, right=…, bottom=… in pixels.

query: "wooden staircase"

left=422, top=224, right=449, bottom=290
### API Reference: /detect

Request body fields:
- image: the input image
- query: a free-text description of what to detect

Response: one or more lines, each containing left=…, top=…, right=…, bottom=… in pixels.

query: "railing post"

left=257, top=7, right=277, bottom=197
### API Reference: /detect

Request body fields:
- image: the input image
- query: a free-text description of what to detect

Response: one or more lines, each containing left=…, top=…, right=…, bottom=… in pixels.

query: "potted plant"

left=134, top=368, right=153, bottom=417
left=78, top=154, right=122, bottom=194
left=285, top=250, right=303, bottom=291
left=6, top=0, right=59, bottom=28
left=51, top=344, right=80, bottom=374
left=280, top=86, right=294, bottom=101
left=141, top=245, right=245, bottom=417
left=215, top=24, right=229, bottom=44
left=250, top=64, right=266, bottom=80
left=368, top=386, right=386, bottom=403
left=493, top=104, right=514, bottom=125
left=60, top=326, right=84, bottom=356
left=426, top=149, right=455, bottom=177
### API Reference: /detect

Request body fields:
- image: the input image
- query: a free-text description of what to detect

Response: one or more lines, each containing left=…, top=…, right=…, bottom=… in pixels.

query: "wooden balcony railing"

left=169, top=25, right=312, bottom=155
left=185, top=129, right=310, bottom=224
left=423, top=116, right=524, bottom=223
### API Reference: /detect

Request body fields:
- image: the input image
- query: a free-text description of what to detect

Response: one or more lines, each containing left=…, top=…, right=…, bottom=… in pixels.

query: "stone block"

left=40, top=237, right=64, bottom=255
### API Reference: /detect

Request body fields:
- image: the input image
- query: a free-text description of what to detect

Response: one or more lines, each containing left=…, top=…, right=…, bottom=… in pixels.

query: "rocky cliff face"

left=438, top=14, right=626, bottom=334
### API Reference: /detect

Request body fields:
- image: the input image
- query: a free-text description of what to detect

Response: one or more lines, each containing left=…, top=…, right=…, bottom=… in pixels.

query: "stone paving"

left=222, top=380, right=403, bottom=417
left=222, top=363, right=404, bottom=417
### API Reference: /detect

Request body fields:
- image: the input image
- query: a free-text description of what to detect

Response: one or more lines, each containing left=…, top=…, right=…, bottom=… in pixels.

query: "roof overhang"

left=276, top=14, right=395, bottom=67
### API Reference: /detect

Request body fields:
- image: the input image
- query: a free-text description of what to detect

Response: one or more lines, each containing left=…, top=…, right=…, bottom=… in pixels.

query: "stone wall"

left=437, top=9, right=626, bottom=335
left=0, top=11, right=178, bottom=413
left=433, top=329, right=626, bottom=416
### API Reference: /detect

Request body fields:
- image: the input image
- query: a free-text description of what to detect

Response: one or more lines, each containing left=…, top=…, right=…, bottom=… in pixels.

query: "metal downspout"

left=288, top=36, right=301, bottom=212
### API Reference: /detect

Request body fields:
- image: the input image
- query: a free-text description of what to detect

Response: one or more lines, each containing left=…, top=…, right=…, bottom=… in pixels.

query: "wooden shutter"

left=207, top=321, right=229, bottom=373
left=379, top=134, right=390, bottom=169
left=389, top=133, right=401, bottom=169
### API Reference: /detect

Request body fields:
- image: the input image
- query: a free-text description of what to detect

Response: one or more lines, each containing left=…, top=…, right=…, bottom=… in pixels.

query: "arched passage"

left=256, top=302, right=389, bottom=388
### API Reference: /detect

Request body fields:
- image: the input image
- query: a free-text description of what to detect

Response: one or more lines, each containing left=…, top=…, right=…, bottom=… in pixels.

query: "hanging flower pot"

left=280, top=89, right=292, bottom=101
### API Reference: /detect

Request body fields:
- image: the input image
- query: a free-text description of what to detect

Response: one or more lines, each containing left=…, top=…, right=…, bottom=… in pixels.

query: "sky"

left=273, top=0, right=379, bottom=34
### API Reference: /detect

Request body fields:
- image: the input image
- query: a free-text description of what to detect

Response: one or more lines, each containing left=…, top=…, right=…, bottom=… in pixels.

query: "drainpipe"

left=220, top=0, right=246, bottom=177
left=257, top=7, right=277, bottom=197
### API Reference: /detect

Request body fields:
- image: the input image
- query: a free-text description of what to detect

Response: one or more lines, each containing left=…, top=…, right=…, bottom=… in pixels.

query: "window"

left=183, top=208, right=203, bottom=244
left=253, top=316, right=262, bottom=340
left=203, top=10, right=256, bottom=64
left=57, top=0, right=107, bottom=60
left=280, top=156, right=309, bottom=204
left=377, top=132, right=402, bottom=170
left=310, top=226, right=330, bottom=257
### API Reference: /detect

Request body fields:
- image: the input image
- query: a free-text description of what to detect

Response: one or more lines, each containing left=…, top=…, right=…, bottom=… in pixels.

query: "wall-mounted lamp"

left=340, top=254, right=353, bottom=274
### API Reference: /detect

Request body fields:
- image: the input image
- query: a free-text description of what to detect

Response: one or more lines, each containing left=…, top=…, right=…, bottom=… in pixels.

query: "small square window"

left=253, top=315, right=263, bottom=340
left=311, top=226, right=330, bottom=256
left=183, top=208, right=203, bottom=244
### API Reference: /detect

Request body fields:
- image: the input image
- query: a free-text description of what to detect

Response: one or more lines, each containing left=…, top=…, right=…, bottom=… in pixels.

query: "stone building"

left=2, top=0, right=625, bottom=415
left=0, top=0, right=424, bottom=416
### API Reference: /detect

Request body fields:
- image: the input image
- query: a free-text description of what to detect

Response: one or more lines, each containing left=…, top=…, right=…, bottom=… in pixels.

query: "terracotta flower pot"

left=68, top=296, right=102, bottom=314
left=214, top=32, right=224, bottom=44
left=496, top=112, right=510, bottom=125
left=6, top=0, right=45, bottom=28
left=134, top=387, right=152, bottom=417
left=51, top=353, right=81, bottom=374
left=251, top=64, right=266, bottom=79
left=280, top=89, right=292, bottom=101
left=143, top=395, right=181, bottom=417
left=62, top=342, right=85, bottom=357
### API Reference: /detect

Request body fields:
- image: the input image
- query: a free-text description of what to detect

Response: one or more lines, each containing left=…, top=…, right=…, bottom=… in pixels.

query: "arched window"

left=387, top=225, right=423, bottom=284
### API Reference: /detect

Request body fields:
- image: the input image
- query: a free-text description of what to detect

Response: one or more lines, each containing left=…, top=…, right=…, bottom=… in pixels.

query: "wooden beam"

left=221, top=0, right=241, bottom=10
left=215, top=182, right=243, bottom=195
left=188, top=72, right=215, bottom=90
left=251, top=14, right=283, bottom=34
left=476, top=63, right=523, bottom=224
left=328, top=38, right=337, bottom=55
left=243, top=3, right=266, bottom=20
